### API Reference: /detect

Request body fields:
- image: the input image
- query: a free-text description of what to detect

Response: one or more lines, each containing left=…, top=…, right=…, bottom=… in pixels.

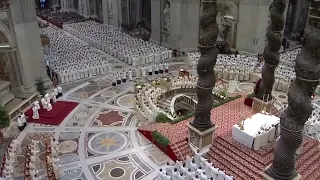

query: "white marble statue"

left=163, top=1, right=171, bottom=31
left=108, top=0, right=113, bottom=17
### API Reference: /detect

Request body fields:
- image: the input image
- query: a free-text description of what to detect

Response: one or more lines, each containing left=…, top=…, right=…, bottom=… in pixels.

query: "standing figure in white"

left=164, top=62, right=169, bottom=73
left=32, top=105, right=40, bottom=120
left=57, top=86, right=63, bottom=97
left=142, top=66, right=146, bottom=77
left=128, top=69, right=133, bottom=81
left=47, top=101, right=52, bottom=111
left=41, top=98, right=48, bottom=109
left=51, top=90, right=57, bottom=103
left=122, top=70, right=127, bottom=82
left=45, top=93, right=51, bottom=103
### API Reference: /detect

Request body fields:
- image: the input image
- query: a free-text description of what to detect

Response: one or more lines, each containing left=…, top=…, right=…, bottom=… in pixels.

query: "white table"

left=232, top=113, right=280, bottom=150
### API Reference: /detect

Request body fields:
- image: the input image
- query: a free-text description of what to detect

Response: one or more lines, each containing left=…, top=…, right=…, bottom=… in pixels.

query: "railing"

left=170, top=94, right=197, bottom=117
left=173, top=142, right=184, bottom=161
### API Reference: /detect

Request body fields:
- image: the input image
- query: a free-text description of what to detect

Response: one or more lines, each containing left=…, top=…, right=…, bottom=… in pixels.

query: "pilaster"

left=236, top=0, right=272, bottom=53
left=9, top=0, right=51, bottom=92
left=151, top=0, right=161, bottom=43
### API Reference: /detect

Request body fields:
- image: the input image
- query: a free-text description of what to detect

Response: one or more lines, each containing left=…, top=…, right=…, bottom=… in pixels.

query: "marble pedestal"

left=261, top=165, right=302, bottom=180
left=0, top=80, right=14, bottom=107
left=252, top=97, right=275, bottom=113
left=187, top=123, right=216, bottom=151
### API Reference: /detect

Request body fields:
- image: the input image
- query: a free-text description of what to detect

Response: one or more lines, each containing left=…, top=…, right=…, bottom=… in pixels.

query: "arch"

left=0, top=21, right=14, bottom=47
left=217, top=0, right=239, bottom=21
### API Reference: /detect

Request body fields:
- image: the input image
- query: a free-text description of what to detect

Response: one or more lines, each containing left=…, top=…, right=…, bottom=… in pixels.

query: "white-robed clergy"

left=47, top=101, right=52, bottom=111
left=142, top=66, right=146, bottom=77
left=128, top=69, right=133, bottom=81
left=33, top=100, right=40, bottom=110
left=17, top=112, right=27, bottom=131
left=51, top=90, right=57, bottom=103
left=164, top=62, right=169, bottom=73
left=32, top=105, right=40, bottom=120
left=57, top=86, right=63, bottom=97
left=45, top=93, right=51, bottom=103
left=41, top=98, right=48, bottom=109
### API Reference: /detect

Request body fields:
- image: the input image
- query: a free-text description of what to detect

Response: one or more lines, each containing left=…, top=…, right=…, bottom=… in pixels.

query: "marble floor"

left=14, top=73, right=179, bottom=180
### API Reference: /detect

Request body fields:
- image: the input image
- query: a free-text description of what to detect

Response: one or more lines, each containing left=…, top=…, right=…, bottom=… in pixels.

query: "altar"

left=232, top=113, right=280, bottom=150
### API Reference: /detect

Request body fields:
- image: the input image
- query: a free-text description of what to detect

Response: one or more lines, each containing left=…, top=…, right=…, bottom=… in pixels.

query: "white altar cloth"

left=232, top=113, right=280, bottom=150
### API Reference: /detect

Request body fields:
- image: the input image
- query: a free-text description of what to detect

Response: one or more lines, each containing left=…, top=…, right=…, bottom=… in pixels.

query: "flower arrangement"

left=0, top=106, right=9, bottom=128
left=152, top=130, right=170, bottom=148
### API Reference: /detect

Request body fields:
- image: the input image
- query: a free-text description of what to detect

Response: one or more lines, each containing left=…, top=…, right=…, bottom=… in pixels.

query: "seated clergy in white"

left=32, top=105, right=40, bottom=120
left=194, top=150, right=202, bottom=167
left=225, top=175, right=234, bottom=180
left=217, top=169, right=226, bottom=180
left=209, top=166, right=219, bottom=179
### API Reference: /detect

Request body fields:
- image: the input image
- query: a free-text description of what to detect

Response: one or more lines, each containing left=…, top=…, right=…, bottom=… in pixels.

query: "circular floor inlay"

left=117, top=94, right=135, bottom=109
left=58, top=140, right=78, bottom=154
left=237, top=83, right=255, bottom=92
left=101, top=90, right=117, bottom=98
left=109, top=167, right=125, bottom=178
left=88, top=132, right=127, bottom=154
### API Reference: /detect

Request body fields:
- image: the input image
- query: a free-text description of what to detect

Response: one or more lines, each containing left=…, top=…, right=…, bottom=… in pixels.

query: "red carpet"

left=25, top=101, right=78, bottom=125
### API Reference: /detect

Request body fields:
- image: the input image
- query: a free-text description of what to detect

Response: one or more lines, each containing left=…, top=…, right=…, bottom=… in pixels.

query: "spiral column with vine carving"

left=190, top=0, right=218, bottom=131
left=255, top=0, right=286, bottom=101
left=266, top=2, right=320, bottom=179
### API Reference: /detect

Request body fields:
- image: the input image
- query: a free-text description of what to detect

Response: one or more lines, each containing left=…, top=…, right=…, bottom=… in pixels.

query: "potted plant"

left=35, top=77, right=46, bottom=97
left=0, top=105, right=9, bottom=141
left=156, top=113, right=170, bottom=123
left=244, top=93, right=254, bottom=107
left=152, top=130, right=170, bottom=150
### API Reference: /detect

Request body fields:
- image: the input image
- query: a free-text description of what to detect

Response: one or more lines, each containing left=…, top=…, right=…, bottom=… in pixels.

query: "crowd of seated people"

left=37, top=10, right=87, bottom=28
left=41, top=27, right=112, bottom=84
left=63, top=21, right=172, bottom=66
left=188, top=48, right=300, bottom=93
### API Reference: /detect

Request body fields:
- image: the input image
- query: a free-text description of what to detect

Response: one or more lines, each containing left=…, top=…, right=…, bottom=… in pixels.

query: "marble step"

left=207, top=150, right=246, bottom=180
left=208, top=144, right=261, bottom=180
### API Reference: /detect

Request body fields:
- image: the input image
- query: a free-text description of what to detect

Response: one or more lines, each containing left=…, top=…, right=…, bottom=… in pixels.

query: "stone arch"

left=217, top=0, right=239, bottom=21
left=0, top=22, right=14, bottom=47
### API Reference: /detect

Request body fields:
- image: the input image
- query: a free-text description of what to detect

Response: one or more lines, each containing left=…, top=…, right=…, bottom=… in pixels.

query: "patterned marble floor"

left=14, top=65, right=194, bottom=180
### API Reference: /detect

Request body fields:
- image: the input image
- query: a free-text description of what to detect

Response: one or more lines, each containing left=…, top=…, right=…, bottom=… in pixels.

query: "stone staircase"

left=207, top=135, right=320, bottom=180
left=138, top=120, right=194, bottom=162
left=171, top=140, right=194, bottom=161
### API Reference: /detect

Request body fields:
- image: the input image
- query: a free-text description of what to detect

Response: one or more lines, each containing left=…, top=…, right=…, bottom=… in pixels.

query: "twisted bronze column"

left=190, top=0, right=218, bottom=131
left=255, top=0, right=286, bottom=101
left=266, top=4, right=320, bottom=179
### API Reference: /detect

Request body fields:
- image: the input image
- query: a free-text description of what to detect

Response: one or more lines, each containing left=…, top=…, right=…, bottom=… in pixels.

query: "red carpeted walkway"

left=25, top=101, right=78, bottom=125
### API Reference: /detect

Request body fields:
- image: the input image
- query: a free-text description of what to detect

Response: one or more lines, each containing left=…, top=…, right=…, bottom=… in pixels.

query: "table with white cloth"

left=232, top=113, right=280, bottom=150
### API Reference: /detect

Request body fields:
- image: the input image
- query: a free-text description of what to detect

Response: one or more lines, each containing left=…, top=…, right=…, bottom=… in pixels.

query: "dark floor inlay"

left=110, top=167, right=125, bottom=177
left=92, top=164, right=101, bottom=173
left=87, top=133, right=95, bottom=138
left=118, top=156, right=130, bottom=162
left=134, top=170, right=145, bottom=179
